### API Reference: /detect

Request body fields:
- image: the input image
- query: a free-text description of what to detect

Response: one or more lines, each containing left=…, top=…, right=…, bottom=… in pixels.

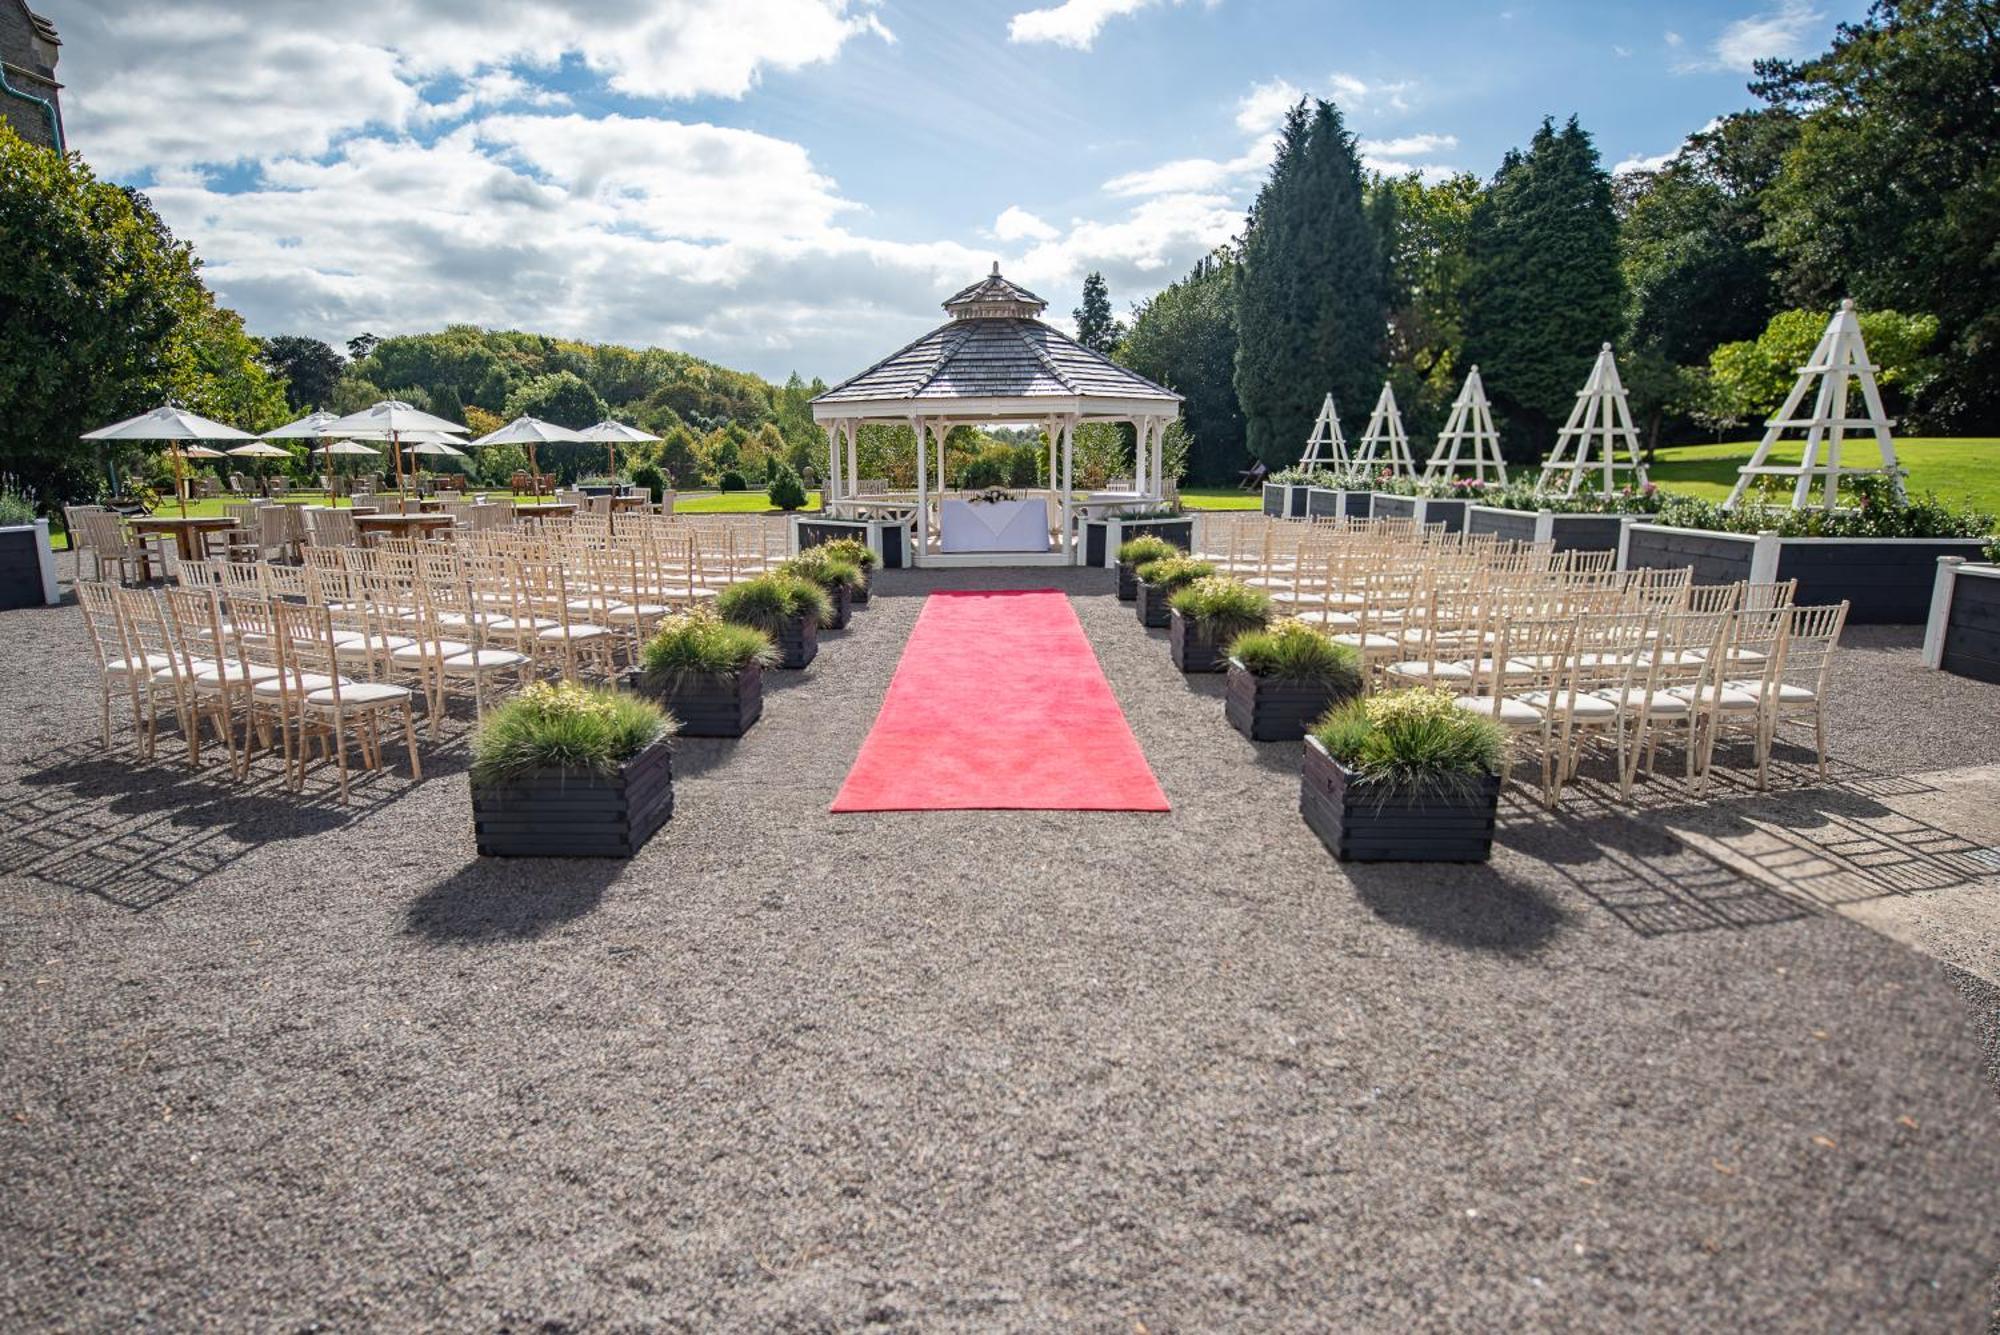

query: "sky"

left=48, top=0, right=1866, bottom=386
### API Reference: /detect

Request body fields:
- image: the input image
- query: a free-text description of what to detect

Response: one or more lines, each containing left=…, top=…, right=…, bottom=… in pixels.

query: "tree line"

left=1114, top=0, right=1997, bottom=482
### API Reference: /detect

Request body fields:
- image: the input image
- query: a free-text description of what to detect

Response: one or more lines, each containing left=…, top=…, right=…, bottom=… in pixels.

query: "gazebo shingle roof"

left=814, top=267, right=1179, bottom=410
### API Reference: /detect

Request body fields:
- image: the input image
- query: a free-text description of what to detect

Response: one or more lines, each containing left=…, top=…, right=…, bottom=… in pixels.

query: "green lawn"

left=1648, top=437, right=2000, bottom=513
left=1178, top=486, right=1263, bottom=511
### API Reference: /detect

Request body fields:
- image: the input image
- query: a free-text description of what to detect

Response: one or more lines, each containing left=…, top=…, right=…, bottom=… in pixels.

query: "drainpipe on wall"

left=0, top=67, right=62, bottom=153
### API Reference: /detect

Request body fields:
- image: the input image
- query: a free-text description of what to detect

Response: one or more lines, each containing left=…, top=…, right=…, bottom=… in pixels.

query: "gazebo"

left=810, top=265, right=1182, bottom=567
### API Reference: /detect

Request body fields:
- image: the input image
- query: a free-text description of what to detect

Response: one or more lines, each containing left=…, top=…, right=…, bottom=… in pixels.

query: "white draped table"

left=939, top=497, right=1052, bottom=553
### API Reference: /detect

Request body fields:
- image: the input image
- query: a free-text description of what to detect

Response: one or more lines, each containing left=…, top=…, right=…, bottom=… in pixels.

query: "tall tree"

left=0, top=124, right=281, bottom=503
left=1461, top=116, right=1625, bottom=459
left=260, top=335, right=345, bottom=412
left=1234, top=99, right=1388, bottom=466
left=1753, top=0, right=2000, bottom=428
left=1118, top=248, right=1244, bottom=482
left=1619, top=111, right=1793, bottom=365
left=1073, top=271, right=1125, bottom=356
left=1376, top=170, right=1481, bottom=443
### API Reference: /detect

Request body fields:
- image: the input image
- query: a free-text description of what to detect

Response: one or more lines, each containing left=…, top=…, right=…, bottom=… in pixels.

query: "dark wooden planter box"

left=1624, top=525, right=1992, bottom=623
left=1086, top=516, right=1196, bottom=568
left=1371, top=494, right=1417, bottom=523
left=798, top=517, right=905, bottom=570
left=850, top=579, right=870, bottom=606
left=1168, top=610, right=1228, bottom=673
left=1224, top=660, right=1352, bottom=742
left=821, top=583, right=853, bottom=630
left=1261, top=482, right=1286, bottom=517
left=1936, top=564, right=2000, bottom=684
left=1305, top=487, right=1339, bottom=519
left=1299, top=736, right=1499, bottom=863
left=472, top=738, right=674, bottom=858
left=1135, top=579, right=1174, bottom=629
left=0, top=523, right=57, bottom=611
left=772, top=615, right=819, bottom=668
left=625, top=663, right=763, bottom=737
left=1465, top=505, right=1539, bottom=544
left=1466, top=506, right=1629, bottom=554
left=1116, top=560, right=1140, bottom=601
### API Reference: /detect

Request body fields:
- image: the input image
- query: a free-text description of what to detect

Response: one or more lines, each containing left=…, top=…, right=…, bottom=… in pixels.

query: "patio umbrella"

left=313, top=438, right=380, bottom=500
left=574, top=418, right=660, bottom=478
left=81, top=404, right=257, bottom=516
left=467, top=416, right=585, bottom=499
left=322, top=400, right=467, bottom=494
left=262, top=409, right=343, bottom=440
left=228, top=440, right=294, bottom=496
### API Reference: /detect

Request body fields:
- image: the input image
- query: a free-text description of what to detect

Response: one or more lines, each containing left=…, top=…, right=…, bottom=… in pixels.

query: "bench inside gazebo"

left=808, top=265, right=1182, bottom=568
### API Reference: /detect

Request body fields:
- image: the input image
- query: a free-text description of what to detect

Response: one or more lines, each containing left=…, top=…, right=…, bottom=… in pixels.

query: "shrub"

left=469, top=682, right=673, bottom=785
left=1654, top=473, right=1994, bottom=540
left=780, top=547, right=865, bottom=593
left=1168, top=576, right=1271, bottom=643
left=1116, top=534, right=1179, bottom=566
left=0, top=492, right=35, bottom=526
left=1488, top=481, right=1663, bottom=515
left=630, top=463, right=666, bottom=503
left=958, top=446, right=1014, bottom=491
left=1268, top=467, right=1341, bottom=486
left=1006, top=443, right=1041, bottom=487
left=1133, top=555, right=1213, bottom=591
left=1231, top=619, right=1364, bottom=689
left=1310, top=687, right=1506, bottom=796
left=767, top=461, right=808, bottom=511
left=718, top=469, right=749, bottom=493
left=815, top=536, right=879, bottom=572
left=716, top=574, right=834, bottom=632
left=640, top=610, right=776, bottom=687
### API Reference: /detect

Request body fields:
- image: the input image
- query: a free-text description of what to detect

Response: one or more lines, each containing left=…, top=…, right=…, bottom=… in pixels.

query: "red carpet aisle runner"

left=830, top=589, right=1170, bottom=812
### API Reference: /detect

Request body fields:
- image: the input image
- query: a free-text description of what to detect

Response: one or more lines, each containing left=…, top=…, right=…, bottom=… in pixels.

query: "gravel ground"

left=3, top=556, right=1998, bottom=1331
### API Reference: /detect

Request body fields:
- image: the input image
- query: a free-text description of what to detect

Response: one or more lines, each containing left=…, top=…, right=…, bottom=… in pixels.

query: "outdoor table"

left=512, top=503, right=578, bottom=522
left=609, top=495, right=648, bottom=512
left=126, top=515, right=242, bottom=561
left=352, top=513, right=458, bottom=540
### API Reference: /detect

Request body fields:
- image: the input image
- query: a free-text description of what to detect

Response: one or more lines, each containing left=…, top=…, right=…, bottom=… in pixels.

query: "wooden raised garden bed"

left=1224, top=660, right=1350, bottom=742
left=1135, top=579, right=1174, bottom=629
left=0, top=521, right=59, bottom=611
left=1084, top=514, right=1195, bottom=569
left=625, top=663, right=764, bottom=738
left=1299, top=736, right=1500, bottom=863
left=472, top=737, right=675, bottom=858
left=1622, top=524, right=1992, bottom=624
left=1924, top=560, right=2000, bottom=685
left=773, top=616, right=819, bottom=668
left=1168, top=610, right=1228, bottom=673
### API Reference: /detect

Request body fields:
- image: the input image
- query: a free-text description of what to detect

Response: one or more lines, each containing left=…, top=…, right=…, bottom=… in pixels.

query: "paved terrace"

left=3, top=556, right=1998, bottom=1329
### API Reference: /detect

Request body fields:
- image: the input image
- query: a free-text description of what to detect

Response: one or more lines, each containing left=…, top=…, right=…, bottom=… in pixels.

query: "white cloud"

left=1327, top=71, right=1414, bottom=114
left=1362, top=133, right=1457, bottom=158
left=1006, top=0, right=1179, bottom=49
left=1612, top=150, right=1674, bottom=175
left=1665, top=30, right=1684, bottom=47
left=61, top=0, right=893, bottom=173
left=992, top=206, right=1060, bottom=242
left=1613, top=44, right=1632, bottom=58
left=1014, top=192, right=1242, bottom=290
left=1102, top=144, right=1270, bottom=197
left=1235, top=78, right=1303, bottom=134
left=1677, top=1, right=1823, bottom=74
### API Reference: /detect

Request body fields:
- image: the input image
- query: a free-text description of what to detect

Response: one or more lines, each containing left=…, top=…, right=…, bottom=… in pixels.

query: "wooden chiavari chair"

left=267, top=599, right=422, bottom=803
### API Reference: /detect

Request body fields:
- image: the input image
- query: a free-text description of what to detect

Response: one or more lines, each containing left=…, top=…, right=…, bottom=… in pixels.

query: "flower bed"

left=1084, top=513, right=1195, bottom=569
left=1923, top=560, right=2000, bottom=684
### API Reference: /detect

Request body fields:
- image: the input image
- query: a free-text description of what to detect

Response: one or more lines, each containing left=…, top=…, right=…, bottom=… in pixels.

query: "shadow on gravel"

left=404, top=859, right=622, bottom=943
left=1348, top=864, right=1565, bottom=953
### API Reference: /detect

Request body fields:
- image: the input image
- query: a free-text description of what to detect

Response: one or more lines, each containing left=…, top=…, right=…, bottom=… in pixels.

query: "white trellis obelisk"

left=1297, top=393, right=1349, bottom=472
left=1352, top=381, right=1416, bottom=477
left=1723, top=299, right=1903, bottom=511
left=1536, top=343, right=1650, bottom=497
left=1423, top=365, right=1507, bottom=485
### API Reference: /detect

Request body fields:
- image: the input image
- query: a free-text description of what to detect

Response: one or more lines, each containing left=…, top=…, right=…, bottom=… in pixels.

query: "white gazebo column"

left=1061, top=416, right=1076, bottom=563
left=936, top=420, right=948, bottom=495
left=824, top=422, right=841, bottom=506
left=911, top=415, right=927, bottom=567
left=845, top=420, right=859, bottom=499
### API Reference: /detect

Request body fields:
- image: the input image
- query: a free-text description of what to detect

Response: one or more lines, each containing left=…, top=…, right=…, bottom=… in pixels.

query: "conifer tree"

left=1461, top=116, right=1624, bottom=459
left=1073, top=272, right=1126, bottom=356
left=1233, top=100, right=1387, bottom=466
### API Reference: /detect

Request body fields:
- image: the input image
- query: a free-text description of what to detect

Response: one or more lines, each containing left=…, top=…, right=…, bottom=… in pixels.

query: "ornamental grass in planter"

left=628, top=609, right=778, bottom=737
left=1226, top=620, right=1365, bottom=741
left=814, top=536, right=880, bottom=604
left=470, top=682, right=677, bottom=857
left=1301, top=687, right=1506, bottom=863
left=1133, top=555, right=1213, bottom=629
left=780, top=547, right=865, bottom=630
left=717, top=574, right=833, bottom=669
left=1167, top=576, right=1270, bottom=673
left=1115, top=534, right=1179, bottom=602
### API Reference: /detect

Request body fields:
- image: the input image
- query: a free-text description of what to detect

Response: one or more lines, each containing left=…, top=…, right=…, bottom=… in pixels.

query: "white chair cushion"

left=106, top=653, right=171, bottom=677
left=191, top=661, right=281, bottom=686
left=391, top=639, right=470, bottom=663
left=1592, top=687, right=1691, bottom=716
left=306, top=681, right=411, bottom=706
left=1518, top=689, right=1618, bottom=721
left=253, top=672, right=347, bottom=698
left=1723, top=679, right=1817, bottom=705
left=1386, top=659, right=1473, bottom=682
left=1453, top=694, right=1544, bottom=725
left=539, top=623, right=612, bottom=641
left=441, top=648, right=530, bottom=672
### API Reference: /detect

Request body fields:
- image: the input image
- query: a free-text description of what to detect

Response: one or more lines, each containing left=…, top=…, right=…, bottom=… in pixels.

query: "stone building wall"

left=0, top=0, right=63, bottom=152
